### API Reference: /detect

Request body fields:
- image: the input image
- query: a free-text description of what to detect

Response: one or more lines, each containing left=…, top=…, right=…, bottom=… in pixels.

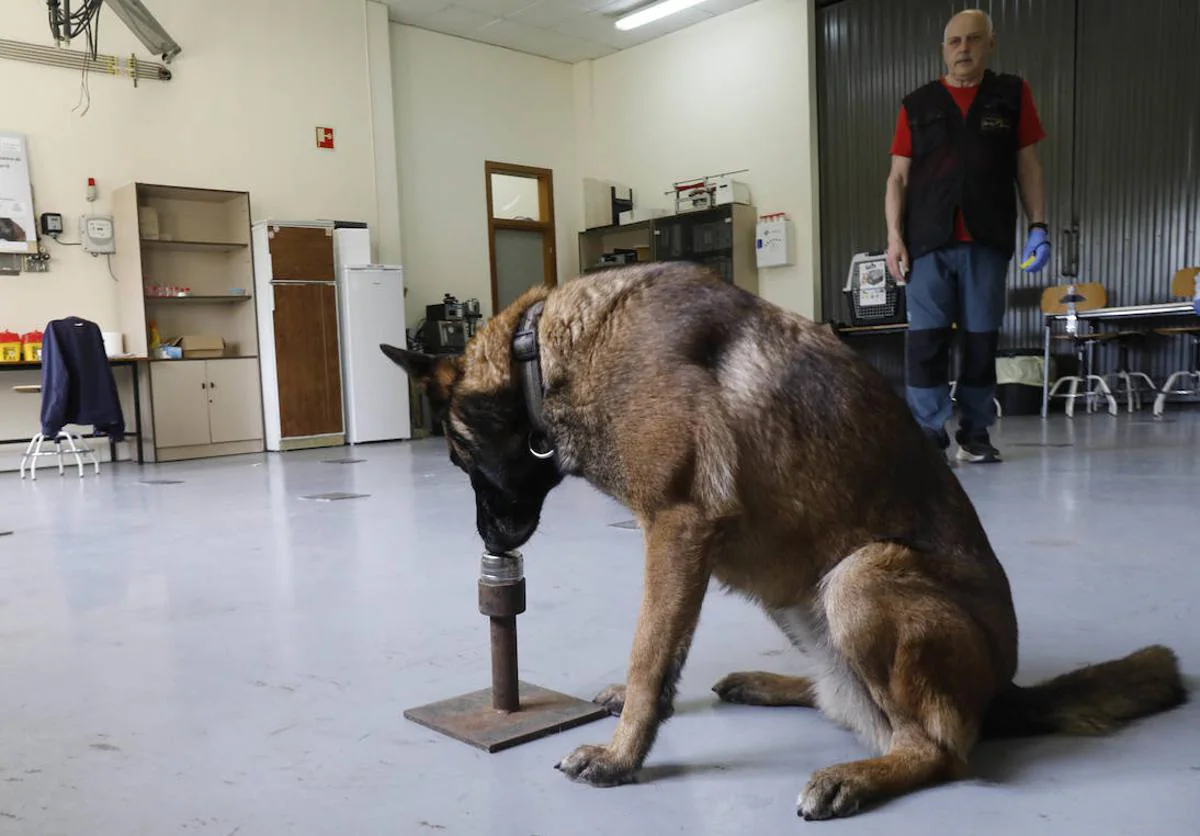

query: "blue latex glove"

left=1020, top=226, right=1050, bottom=273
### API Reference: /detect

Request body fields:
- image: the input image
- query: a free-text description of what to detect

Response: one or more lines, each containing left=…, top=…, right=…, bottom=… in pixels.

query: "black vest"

left=902, top=70, right=1023, bottom=262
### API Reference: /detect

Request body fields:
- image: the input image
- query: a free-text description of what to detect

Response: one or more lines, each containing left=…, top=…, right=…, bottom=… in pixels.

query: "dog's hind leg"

left=556, top=504, right=713, bottom=786
left=712, top=672, right=817, bottom=707
left=797, top=542, right=1003, bottom=820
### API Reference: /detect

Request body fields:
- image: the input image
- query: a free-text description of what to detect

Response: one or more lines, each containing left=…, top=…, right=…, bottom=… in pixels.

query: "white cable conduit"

left=0, top=38, right=171, bottom=83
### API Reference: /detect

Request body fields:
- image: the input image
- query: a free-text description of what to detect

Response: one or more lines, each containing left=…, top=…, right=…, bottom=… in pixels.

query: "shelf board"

left=579, top=219, right=653, bottom=236
left=140, top=238, right=248, bottom=252
left=150, top=356, right=258, bottom=363
left=144, top=294, right=252, bottom=303
left=137, top=183, right=249, bottom=203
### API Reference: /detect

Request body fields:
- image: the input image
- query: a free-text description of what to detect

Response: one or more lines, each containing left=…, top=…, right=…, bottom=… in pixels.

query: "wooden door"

left=485, top=162, right=557, bottom=315
left=206, top=358, right=264, bottom=444
left=272, top=283, right=343, bottom=438
left=150, top=361, right=211, bottom=448
left=266, top=225, right=335, bottom=280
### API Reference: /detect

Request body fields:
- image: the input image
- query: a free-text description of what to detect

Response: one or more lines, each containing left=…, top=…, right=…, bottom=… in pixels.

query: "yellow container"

left=21, top=330, right=43, bottom=362
left=0, top=331, right=20, bottom=363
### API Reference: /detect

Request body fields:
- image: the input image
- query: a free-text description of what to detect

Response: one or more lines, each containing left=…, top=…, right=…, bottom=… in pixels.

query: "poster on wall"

left=0, top=132, right=37, bottom=255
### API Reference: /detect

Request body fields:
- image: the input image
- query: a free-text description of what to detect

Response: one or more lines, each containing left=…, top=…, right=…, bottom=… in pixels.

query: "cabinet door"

left=272, top=283, right=344, bottom=438
left=206, top=358, right=264, bottom=444
left=150, top=362, right=211, bottom=448
left=266, top=225, right=335, bottom=281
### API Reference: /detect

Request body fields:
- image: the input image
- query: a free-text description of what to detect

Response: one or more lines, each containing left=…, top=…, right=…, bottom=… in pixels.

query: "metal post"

left=478, top=551, right=526, bottom=713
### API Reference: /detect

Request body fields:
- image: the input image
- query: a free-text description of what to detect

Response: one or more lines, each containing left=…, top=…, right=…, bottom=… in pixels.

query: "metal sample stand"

left=403, top=550, right=608, bottom=752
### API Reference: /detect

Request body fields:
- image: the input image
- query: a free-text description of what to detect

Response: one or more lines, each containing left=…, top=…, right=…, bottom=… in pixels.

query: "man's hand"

left=1020, top=226, right=1050, bottom=272
left=884, top=155, right=911, bottom=282
left=887, top=237, right=910, bottom=283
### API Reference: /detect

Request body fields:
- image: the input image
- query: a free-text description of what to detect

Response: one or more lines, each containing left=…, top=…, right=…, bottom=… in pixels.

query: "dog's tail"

left=981, top=644, right=1187, bottom=739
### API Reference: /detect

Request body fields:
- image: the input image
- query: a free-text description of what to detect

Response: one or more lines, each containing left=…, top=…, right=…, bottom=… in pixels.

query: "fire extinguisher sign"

left=316, top=127, right=335, bottom=149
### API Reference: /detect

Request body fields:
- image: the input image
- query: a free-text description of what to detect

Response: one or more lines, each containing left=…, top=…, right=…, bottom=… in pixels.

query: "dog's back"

left=541, top=262, right=1008, bottom=607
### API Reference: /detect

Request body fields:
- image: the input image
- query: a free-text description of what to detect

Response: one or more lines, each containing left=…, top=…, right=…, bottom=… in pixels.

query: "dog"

left=381, top=261, right=1185, bottom=820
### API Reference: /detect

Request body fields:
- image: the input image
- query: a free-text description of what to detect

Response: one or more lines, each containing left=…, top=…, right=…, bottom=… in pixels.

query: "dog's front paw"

left=592, top=684, right=625, bottom=716
left=555, top=744, right=636, bottom=787
left=797, top=765, right=871, bottom=821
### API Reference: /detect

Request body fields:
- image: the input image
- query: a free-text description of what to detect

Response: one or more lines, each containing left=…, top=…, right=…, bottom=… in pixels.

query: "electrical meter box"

left=755, top=215, right=793, bottom=268
left=80, top=214, right=115, bottom=254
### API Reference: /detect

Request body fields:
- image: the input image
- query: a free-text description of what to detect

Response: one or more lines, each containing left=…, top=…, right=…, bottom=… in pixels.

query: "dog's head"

left=381, top=343, right=563, bottom=555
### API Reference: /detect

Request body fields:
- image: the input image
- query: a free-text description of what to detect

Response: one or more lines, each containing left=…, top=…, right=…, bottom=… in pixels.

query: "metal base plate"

left=404, top=681, right=610, bottom=753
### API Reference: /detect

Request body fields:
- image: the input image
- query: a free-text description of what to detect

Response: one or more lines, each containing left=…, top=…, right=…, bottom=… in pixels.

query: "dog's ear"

left=380, top=344, right=461, bottom=409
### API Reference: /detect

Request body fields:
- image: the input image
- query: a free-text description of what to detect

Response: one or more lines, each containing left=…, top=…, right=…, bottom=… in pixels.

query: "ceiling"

left=383, top=0, right=760, bottom=64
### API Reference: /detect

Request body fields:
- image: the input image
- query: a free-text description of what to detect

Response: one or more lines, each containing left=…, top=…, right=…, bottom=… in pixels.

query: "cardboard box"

left=180, top=335, right=225, bottom=359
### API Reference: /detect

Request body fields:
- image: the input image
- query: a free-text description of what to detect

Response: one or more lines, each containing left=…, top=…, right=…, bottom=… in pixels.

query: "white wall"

left=0, top=0, right=389, bottom=463
left=575, top=0, right=821, bottom=317
left=390, top=25, right=580, bottom=327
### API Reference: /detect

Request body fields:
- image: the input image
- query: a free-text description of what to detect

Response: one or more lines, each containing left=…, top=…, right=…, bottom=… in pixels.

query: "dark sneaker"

left=956, top=438, right=1001, bottom=463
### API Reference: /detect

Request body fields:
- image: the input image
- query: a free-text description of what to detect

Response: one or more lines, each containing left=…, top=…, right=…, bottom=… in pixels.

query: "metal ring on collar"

left=528, top=432, right=555, bottom=460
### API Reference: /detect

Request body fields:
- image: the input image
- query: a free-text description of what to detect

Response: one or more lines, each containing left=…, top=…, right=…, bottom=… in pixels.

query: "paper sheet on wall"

left=0, top=133, right=37, bottom=255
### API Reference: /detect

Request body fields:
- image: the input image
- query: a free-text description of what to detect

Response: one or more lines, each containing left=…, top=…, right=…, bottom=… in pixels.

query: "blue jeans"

left=904, top=242, right=1009, bottom=442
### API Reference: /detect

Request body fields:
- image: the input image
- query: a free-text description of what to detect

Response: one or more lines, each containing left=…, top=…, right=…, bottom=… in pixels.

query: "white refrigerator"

left=334, top=230, right=411, bottom=444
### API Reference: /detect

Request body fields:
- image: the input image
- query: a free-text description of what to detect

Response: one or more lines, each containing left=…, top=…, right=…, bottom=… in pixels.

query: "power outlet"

left=80, top=214, right=115, bottom=254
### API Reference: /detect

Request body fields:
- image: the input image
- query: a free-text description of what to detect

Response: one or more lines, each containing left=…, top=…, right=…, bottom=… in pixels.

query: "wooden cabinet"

left=149, top=362, right=210, bottom=448
left=112, top=182, right=266, bottom=462
left=207, top=358, right=265, bottom=444
left=252, top=220, right=347, bottom=451
left=150, top=359, right=264, bottom=455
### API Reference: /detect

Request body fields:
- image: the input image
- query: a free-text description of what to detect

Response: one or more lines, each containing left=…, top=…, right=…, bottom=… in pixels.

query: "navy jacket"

left=40, top=317, right=126, bottom=441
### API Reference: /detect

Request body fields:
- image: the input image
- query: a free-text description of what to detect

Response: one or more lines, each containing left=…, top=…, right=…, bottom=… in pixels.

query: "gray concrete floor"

left=1, top=411, right=1198, bottom=835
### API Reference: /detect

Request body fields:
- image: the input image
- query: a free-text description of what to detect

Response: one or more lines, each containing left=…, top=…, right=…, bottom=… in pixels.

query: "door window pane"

left=490, top=174, right=542, bottom=221
left=494, top=228, right=546, bottom=311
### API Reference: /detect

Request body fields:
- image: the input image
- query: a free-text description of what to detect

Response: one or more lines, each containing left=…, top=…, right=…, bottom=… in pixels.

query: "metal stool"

left=1041, top=283, right=1119, bottom=417
left=1103, top=331, right=1158, bottom=413
left=13, top=385, right=100, bottom=480
left=1152, top=267, right=1200, bottom=417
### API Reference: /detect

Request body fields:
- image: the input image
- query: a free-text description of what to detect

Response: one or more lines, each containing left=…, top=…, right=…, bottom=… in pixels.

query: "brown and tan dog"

left=382, top=261, right=1185, bottom=820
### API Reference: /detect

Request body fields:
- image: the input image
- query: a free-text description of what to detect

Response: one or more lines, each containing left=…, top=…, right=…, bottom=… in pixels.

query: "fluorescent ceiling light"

left=614, top=0, right=708, bottom=30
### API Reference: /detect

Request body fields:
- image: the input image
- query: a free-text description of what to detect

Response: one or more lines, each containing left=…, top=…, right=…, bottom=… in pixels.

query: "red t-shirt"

left=890, top=78, right=1046, bottom=243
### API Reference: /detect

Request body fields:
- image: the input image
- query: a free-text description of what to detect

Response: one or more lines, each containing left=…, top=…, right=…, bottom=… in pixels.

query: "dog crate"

left=843, top=251, right=906, bottom=326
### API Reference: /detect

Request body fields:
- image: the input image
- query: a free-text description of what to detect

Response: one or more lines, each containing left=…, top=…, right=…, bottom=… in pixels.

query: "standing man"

left=885, top=8, right=1049, bottom=463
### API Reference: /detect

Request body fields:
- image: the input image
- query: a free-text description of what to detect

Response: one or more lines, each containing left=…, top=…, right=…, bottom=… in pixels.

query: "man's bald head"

left=942, top=9, right=995, bottom=86
left=945, top=9, right=994, bottom=41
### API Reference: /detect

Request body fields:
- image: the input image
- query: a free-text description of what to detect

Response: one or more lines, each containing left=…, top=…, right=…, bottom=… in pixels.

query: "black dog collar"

left=512, top=300, right=553, bottom=458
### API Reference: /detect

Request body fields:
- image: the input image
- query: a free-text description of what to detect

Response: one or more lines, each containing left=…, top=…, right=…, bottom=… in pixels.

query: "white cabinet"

left=151, top=359, right=264, bottom=453
left=150, top=362, right=210, bottom=448
left=207, top=358, right=263, bottom=444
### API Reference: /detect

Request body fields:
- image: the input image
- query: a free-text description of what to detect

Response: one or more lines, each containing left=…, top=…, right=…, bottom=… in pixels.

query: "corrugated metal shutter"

left=1074, top=0, right=1200, bottom=382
